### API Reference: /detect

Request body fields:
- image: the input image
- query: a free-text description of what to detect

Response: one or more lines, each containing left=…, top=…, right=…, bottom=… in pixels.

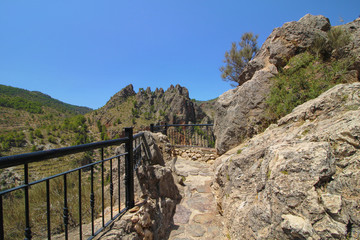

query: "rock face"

left=214, top=14, right=360, bottom=154
left=105, top=84, right=137, bottom=109
left=102, top=132, right=181, bottom=240
left=213, top=83, right=360, bottom=239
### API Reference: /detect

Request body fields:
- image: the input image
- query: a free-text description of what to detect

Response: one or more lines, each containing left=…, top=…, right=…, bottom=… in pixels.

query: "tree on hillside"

left=220, top=32, right=259, bottom=86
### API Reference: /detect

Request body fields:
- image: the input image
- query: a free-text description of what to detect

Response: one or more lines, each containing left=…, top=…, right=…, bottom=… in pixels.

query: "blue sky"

left=0, top=0, right=359, bottom=109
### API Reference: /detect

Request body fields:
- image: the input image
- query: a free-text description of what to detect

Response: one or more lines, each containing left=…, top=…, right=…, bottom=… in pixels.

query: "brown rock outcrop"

left=213, top=83, right=360, bottom=239
left=89, top=83, right=213, bottom=140
left=101, top=132, right=180, bottom=240
left=214, top=14, right=360, bottom=155
left=105, top=84, right=136, bottom=109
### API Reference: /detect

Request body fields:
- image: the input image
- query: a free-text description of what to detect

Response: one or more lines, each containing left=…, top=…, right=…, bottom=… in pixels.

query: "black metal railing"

left=0, top=127, right=149, bottom=240
left=150, top=123, right=215, bottom=148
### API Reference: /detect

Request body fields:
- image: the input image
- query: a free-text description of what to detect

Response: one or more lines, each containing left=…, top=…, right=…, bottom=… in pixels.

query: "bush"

left=34, top=129, right=43, bottom=138
left=0, top=131, right=26, bottom=151
left=48, top=136, right=57, bottom=144
left=327, top=27, right=351, bottom=51
left=310, top=34, right=328, bottom=58
left=267, top=52, right=354, bottom=119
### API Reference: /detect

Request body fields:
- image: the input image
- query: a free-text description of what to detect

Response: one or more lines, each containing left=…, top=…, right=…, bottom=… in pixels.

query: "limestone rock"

left=214, top=14, right=360, bottom=155
left=213, top=83, right=360, bottom=239
left=321, top=194, right=342, bottom=215
left=281, top=214, right=317, bottom=239
left=215, top=69, right=276, bottom=154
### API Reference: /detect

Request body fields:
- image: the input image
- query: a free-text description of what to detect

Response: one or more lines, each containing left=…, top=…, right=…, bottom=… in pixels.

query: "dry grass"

left=2, top=150, right=123, bottom=239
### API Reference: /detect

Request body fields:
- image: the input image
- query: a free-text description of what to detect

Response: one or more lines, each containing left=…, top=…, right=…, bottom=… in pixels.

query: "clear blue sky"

left=1, top=0, right=359, bottom=109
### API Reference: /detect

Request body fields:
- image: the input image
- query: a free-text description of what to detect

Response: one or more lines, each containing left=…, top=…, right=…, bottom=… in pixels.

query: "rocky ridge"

left=90, top=84, right=212, bottom=139
left=214, top=14, right=360, bottom=154
left=213, top=82, right=360, bottom=239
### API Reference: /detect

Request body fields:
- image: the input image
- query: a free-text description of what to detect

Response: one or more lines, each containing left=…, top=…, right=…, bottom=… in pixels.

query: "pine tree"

left=220, top=32, right=259, bottom=86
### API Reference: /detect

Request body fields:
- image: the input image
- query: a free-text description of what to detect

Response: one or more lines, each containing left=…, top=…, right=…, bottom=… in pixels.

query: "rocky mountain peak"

left=298, top=14, right=331, bottom=31
left=90, top=83, right=212, bottom=138
left=214, top=14, right=360, bottom=154
left=105, top=84, right=136, bottom=109
left=238, top=14, right=331, bottom=84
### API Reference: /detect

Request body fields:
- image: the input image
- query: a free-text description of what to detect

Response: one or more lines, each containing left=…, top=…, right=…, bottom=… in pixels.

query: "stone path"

left=168, top=157, right=226, bottom=240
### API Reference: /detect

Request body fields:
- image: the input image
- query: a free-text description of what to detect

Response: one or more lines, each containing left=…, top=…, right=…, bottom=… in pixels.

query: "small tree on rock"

left=220, top=32, right=259, bottom=86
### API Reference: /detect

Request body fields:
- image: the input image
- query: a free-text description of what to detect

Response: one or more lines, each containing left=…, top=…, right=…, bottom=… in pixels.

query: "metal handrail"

left=0, top=127, right=143, bottom=240
left=0, top=123, right=215, bottom=240
left=0, top=137, right=129, bottom=169
left=150, top=123, right=215, bottom=148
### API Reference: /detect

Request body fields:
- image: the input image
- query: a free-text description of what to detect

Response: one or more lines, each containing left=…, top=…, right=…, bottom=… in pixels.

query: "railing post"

left=24, top=163, right=32, bottom=240
left=0, top=195, right=4, bottom=240
left=124, top=127, right=134, bottom=209
left=164, top=123, right=168, bottom=136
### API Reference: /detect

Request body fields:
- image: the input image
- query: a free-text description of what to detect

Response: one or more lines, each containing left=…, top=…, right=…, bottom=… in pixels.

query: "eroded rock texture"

left=213, top=83, right=360, bottom=239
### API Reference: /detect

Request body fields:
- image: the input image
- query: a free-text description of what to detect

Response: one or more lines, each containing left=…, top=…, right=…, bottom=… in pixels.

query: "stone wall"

left=173, top=147, right=217, bottom=163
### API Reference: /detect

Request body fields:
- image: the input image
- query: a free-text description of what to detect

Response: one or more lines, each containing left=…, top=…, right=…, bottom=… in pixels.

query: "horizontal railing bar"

left=0, top=137, right=129, bottom=169
left=103, top=152, right=128, bottom=162
left=0, top=152, right=129, bottom=196
left=0, top=183, right=27, bottom=196
left=133, top=132, right=144, bottom=140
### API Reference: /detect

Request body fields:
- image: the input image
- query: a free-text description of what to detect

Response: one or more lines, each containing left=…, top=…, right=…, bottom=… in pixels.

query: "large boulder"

left=213, top=82, right=360, bottom=239
left=214, top=14, right=333, bottom=155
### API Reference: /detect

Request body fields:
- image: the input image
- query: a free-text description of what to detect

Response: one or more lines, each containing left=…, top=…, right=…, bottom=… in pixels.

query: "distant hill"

left=0, top=84, right=92, bottom=115
left=0, top=84, right=93, bottom=156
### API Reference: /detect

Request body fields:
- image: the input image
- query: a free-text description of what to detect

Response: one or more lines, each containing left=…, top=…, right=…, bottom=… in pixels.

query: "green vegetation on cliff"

left=267, top=27, right=356, bottom=120
left=267, top=52, right=355, bottom=119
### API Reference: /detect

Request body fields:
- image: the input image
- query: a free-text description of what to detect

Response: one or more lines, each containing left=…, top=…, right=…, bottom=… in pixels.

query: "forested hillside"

left=0, top=84, right=91, bottom=115
left=0, top=85, right=92, bottom=156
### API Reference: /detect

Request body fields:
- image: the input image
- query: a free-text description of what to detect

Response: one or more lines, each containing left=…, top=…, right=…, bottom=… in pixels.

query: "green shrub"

left=31, top=145, right=37, bottom=152
left=48, top=136, right=57, bottom=144
left=34, top=129, right=43, bottom=138
left=310, top=34, right=327, bottom=58
left=267, top=52, right=354, bottom=119
left=0, top=131, right=26, bottom=151
left=327, top=27, right=351, bottom=51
